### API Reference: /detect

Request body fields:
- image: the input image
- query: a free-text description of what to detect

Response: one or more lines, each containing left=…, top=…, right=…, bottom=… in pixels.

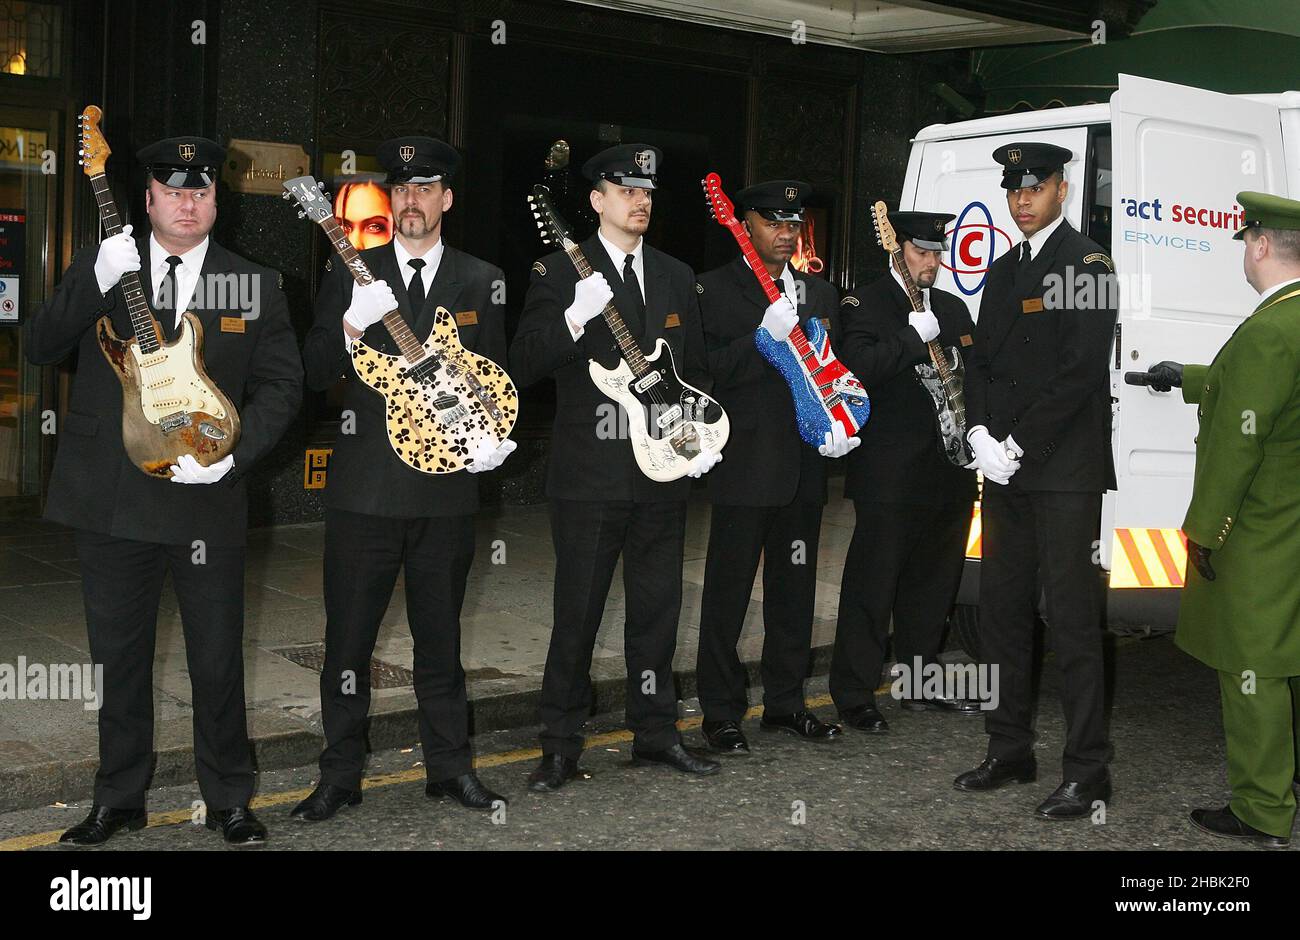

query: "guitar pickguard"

left=353, top=307, right=519, bottom=473
left=588, top=339, right=730, bottom=482
left=914, top=345, right=973, bottom=466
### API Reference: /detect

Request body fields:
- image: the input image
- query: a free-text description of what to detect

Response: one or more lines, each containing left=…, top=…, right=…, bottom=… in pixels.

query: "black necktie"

left=622, top=253, right=645, bottom=334
left=1020, top=241, right=1032, bottom=266
left=160, top=255, right=182, bottom=340
left=407, top=258, right=426, bottom=316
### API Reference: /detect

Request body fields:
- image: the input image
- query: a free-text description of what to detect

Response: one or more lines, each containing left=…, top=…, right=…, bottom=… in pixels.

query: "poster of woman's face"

left=333, top=180, right=393, bottom=250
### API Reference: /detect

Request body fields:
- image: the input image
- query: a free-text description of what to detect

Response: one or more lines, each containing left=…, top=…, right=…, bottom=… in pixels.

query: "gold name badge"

left=820, top=317, right=831, bottom=331
left=664, top=313, right=681, bottom=328
left=1021, top=298, right=1044, bottom=314
left=455, top=310, right=478, bottom=326
left=220, top=316, right=246, bottom=333
left=960, top=333, right=973, bottom=347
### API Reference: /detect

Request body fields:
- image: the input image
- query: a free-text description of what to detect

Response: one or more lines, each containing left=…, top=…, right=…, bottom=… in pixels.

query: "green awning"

left=974, top=0, right=1300, bottom=113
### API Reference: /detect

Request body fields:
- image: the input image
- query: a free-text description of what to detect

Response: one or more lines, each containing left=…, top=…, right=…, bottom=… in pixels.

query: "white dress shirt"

left=1257, top=275, right=1300, bottom=302
left=345, top=236, right=444, bottom=350
left=567, top=230, right=644, bottom=340
left=1019, top=212, right=1065, bottom=265
left=150, top=233, right=209, bottom=328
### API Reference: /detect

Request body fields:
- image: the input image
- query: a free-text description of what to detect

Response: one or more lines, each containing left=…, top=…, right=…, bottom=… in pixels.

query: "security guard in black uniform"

left=510, top=143, right=722, bottom=790
left=953, top=142, right=1118, bottom=819
left=831, top=211, right=980, bottom=733
left=295, top=137, right=514, bottom=820
left=26, top=136, right=303, bottom=845
left=695, top=180, right=849, bottom=754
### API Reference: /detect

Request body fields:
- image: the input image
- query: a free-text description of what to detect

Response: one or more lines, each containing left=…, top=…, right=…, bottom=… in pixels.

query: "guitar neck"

left=726, top=223, right=783, bottom=305
left=720, top=219, right=821, bottom=357
left=317, top=216, right=430, bottom=366
left=87, top=172, right=162, bottom=352
left=563, top=242, right=650, bottom=376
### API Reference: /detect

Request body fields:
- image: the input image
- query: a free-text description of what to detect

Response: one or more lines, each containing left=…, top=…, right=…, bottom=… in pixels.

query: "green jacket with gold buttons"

left=1175, top=280, right=1300, bottom=675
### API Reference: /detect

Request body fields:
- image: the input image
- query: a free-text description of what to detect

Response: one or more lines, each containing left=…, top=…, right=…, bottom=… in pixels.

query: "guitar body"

left=754, top=316, right=870, bottom=447
left=915, top=345, right=973, bottom=466
left=352, top=306, right=519, bottom=473
left=588, top=339, right=730, bottom=482
left=96, top=312, right=240, bottom=478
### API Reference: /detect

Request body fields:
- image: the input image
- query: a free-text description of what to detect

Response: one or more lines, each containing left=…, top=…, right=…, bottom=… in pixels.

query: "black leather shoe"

left=631, top=742, right=720, bottom=776
left=839, top=702, right=889, bottom=734
left=205, top=806, right=267, bottom=845
left=426, top=773, right=507, bottom=810
left=58, top=805, right=147, bottom=846
left=527, top=754, right=582, bottom=793
left=290, top=783, right=361, bottom=822
left=761, top=709, right=842, bottom=739
left=1034, top=776, right=1112, bottom=819
left=953, top=756, right=1038, bottom=792
left=900, top=695, right=984, bottom=716
left=702, top=719, right=750, bottom=754
left=1190, top=805, right=1290, bottom=849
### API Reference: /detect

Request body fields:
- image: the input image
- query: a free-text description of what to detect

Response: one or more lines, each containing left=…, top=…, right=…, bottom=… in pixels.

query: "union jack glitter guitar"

left=701, top=172, right=869, bottom=447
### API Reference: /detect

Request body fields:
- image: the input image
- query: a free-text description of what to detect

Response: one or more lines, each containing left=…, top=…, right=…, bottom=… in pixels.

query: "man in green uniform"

left=1149, top=191, right=1300, bottom=849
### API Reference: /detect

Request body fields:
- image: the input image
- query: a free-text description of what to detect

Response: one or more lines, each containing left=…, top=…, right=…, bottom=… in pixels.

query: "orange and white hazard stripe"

left=1109, top=528, right=1188, bottom=589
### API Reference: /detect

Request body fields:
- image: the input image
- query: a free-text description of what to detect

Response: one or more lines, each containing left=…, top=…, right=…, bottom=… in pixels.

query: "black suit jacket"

left=24, top=236, right=303, bottom=546
left=509, top=233, right=710, bottom=502
left=963, top=219, right=1118, bottom=492
left=836, top=273, right=977, bottom=505
left=697, top=256, right=838, bottom=507
left=302, top=242, right=509, bottom=518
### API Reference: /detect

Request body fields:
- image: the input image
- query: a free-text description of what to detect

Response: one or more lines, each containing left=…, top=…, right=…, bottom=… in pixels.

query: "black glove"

left=1149, top=360, right=1184, bottom=393
left=1187, top=538, right=1216, bottom=582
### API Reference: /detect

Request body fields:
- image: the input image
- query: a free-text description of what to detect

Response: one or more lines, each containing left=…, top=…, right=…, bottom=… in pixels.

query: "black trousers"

left=696, top=502, right=822, bottom=721
left=830, top=499, right=970, bottom=712
left=318, top=508, right=475, bottom=787
left=74, top=529, right=252, bottom=810
left=979, top=484, right=1108, bottom=782
left=539, top=499, right=686, bottom=759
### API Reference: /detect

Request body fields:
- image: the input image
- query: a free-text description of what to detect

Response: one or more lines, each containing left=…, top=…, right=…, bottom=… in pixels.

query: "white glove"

left=818, top=423, right=861, bottom=459
left=686, top=448, right=723, bottom=479
left=466, top=437, right=517, bottom=474
left=908, top=308, right=940, bottom=343
left=169, top=453, right=233, bottom=484
left=566, top=273, right=613, bottom=335
left=94, top=224, right=141, bottom=295
left=343, top=279, right=397, bottom=334
left=759, top=296, right=798, bottom=342
left=968, top=426, right=1019, bottom=486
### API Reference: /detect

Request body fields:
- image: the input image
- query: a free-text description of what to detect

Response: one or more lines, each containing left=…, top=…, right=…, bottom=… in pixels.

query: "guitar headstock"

left=527, top=184, right=574, bottom=250
left=78, top=106, right=111, bottom=177
left=282, top=175, right=334, bottom=225
left=701, top=172, right=739, bottom=229
left=871, top=200, right=900, bottom=253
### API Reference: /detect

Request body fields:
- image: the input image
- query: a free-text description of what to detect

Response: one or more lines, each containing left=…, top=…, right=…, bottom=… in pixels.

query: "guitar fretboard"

left=722, top=219, right=837, bottom=405
left=562, top=242, right=650, bottom=379
left=88, top=173, right=162, bottom=353
left=890, top=247, right=957, bottom=387
left=318, top=215, right=432, bottom=368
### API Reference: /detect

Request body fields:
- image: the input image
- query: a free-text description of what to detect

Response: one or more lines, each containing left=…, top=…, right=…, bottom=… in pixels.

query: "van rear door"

left=1107, top=73, right=1287, bottom=586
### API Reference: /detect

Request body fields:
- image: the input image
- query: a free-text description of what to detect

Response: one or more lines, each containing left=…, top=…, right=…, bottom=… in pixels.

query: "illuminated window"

left=0, top=1, right=61, bottom=78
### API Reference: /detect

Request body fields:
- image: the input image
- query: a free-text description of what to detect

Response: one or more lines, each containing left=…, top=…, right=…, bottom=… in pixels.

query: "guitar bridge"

left=669, top=422, right=701, bottom=457
left=436, top=404, right=470, bottom=428
left=159, top=411, right=192, bottom=434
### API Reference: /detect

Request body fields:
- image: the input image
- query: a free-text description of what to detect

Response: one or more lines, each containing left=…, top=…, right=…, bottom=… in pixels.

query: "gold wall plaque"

left=223, top=139, right=310, bottom=195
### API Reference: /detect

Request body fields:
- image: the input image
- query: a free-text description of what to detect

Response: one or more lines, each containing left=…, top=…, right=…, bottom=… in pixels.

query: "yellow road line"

left=0, top=693, right=837, bottom=851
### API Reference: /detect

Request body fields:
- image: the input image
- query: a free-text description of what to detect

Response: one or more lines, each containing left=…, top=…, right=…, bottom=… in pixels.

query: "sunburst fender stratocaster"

left=701, top=172, right=869, bottom=448
left=527, top=185, right=729, bottom=482
left=284, top=175, right=518, bottom=473
left=870, top=201, right=971, bottom=466
left=78, top=106, right=239, bottom=478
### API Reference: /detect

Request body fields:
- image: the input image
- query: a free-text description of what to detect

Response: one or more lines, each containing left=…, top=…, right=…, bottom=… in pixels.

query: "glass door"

left=0, top=105, right=59, bottom=518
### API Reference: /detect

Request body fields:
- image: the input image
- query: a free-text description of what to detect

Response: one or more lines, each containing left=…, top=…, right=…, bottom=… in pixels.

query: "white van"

left=898, top=73, right=1300, bottom=628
